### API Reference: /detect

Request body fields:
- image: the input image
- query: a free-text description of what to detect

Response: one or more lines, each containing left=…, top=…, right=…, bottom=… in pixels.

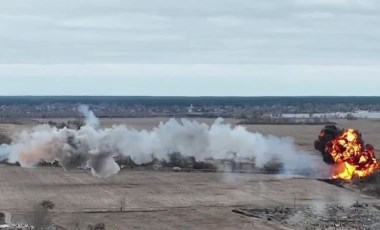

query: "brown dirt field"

left=1, top=167, right=379, bottom=229
left=1, top=118, right=380, bottom=229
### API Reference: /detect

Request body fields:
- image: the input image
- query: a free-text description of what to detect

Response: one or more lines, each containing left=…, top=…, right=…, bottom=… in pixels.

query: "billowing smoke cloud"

left=0, top=106, right=323, bottom=177
left=78, top=104, right=100, bottom=128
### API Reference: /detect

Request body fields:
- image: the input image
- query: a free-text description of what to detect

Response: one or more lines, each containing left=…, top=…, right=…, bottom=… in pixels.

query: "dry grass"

left=29, top=203, right=51, bottom=230
left=2, top=167, right=380, bottom=229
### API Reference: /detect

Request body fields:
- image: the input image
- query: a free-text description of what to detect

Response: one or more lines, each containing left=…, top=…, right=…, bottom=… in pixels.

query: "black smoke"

left=314, top=125, right=343, bottom=164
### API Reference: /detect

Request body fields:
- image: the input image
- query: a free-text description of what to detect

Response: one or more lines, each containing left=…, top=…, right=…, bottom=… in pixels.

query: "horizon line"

left=0, top=95, right=379, bottom=97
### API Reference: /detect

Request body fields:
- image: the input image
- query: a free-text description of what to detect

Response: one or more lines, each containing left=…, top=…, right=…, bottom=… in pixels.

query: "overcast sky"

left=0, top=0, right=379, bottom=96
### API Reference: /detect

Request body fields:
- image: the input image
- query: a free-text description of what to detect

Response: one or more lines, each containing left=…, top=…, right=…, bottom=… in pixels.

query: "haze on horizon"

left=0, top=0, right=379, bottom=96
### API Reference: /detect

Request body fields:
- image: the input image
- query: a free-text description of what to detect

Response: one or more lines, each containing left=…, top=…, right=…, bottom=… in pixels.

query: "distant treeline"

left=1, top=96, right=380, bottom=106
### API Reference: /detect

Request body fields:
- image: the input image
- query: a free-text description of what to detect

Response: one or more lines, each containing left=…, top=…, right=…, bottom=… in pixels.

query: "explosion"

left=315, top=125, right=380, bottom=181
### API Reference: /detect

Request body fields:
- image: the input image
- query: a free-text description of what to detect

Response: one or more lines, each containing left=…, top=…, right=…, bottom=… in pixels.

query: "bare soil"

left=1, top=118, right=380, bottom=229
left=0, top=167, right=379, bottom=229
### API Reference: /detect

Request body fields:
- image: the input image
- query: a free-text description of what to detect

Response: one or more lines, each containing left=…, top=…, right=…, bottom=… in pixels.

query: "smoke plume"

left=0, top=106, right=322, bottom=177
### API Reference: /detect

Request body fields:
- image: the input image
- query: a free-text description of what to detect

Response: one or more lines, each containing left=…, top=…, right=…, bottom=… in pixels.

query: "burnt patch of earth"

left=233, top=202, right=380, bottom=230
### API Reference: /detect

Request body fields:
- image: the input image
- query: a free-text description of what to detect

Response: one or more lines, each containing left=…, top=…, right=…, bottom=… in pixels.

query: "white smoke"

left=78, top=105, right=100, bottom=128
left=0, top=106, right=323, bottom=177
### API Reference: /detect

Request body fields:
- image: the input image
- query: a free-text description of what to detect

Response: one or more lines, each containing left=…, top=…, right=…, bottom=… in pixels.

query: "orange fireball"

left=324, top=128, right=380, bottom=180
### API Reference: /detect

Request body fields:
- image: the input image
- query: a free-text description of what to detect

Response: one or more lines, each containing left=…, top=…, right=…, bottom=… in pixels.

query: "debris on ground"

left=233, top=202, right=380, bottom=230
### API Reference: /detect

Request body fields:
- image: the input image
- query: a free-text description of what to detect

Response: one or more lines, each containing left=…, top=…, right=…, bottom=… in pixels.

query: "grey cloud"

left=0, top=0, right=380, bottom=65
left=0, top=0, right=379, bottom=96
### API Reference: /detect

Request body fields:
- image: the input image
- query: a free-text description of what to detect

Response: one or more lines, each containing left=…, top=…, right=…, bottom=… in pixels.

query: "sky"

left=0, top=0, right=379, bottom=96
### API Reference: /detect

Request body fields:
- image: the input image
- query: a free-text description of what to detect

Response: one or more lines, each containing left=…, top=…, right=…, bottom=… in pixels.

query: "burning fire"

left=315, top=126, right=380, bottom=181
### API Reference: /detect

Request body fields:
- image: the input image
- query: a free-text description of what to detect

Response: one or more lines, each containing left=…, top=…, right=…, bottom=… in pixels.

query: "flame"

left=324, top=129, right=380, bottom=180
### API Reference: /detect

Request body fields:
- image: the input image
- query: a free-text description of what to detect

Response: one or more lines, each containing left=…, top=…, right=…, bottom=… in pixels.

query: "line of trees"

left=2, top=96, right=380, bottom=106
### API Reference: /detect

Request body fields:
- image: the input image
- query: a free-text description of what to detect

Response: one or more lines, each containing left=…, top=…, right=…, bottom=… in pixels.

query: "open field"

left=1, top=167, right=380, bottom=229
left=1, top=118, right=380, bottom=229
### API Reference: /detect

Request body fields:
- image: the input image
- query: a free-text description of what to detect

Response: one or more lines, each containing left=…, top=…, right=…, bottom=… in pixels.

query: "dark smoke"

left=314, top=125, right=342, bottom=164
left=314, top=125, right=376, bottom=167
